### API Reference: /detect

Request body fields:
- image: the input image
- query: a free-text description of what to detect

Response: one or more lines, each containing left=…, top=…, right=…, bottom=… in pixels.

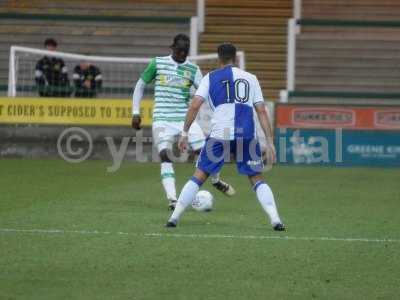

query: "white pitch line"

left=1, top=228, right=399, bottom=244
left=144, top=232, right=400, bottom=243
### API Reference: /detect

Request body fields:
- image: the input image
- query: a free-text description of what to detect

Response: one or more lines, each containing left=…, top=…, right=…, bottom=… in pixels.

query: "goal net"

left=8, top=46, right=246, bottom=100
left=6, top=46, right=273, bottom=150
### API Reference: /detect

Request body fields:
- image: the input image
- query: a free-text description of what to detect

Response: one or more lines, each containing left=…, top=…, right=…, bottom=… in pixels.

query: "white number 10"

left=222, top=79, right=250, bottom=103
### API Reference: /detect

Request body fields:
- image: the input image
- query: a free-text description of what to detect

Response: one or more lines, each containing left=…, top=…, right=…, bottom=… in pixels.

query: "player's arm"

left=183, top=66, right=205, bottom=132
left=131, top=78, right=146, bottom=129
left=132, top=58, right=156, bottom=129
left=183, top=96, right=203, bottom=133
left=179, top=74, right=209, bottom=152
left=253, top=77, right=276, bottom=165
left=255, top=103, right=274, bottom=145
left=179, top=96, right=204, bottom=152
left=193, top=67, right=203, bottom=89
left=255, top=103, right=276, bottom=165
left=189, top=67, right=203, bottom=97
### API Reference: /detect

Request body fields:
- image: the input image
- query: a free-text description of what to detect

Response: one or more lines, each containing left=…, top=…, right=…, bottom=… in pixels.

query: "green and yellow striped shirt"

left=141, top=55, right=202, bottom=122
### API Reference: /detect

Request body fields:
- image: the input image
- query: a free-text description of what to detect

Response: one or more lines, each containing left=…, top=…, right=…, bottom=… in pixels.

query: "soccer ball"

left=192, top=190, right=213, bottom=212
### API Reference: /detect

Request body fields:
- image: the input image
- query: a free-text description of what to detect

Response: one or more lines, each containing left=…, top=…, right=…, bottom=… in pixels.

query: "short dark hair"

left=44, top=38, right=57, bottom=48
left=218, top=43, right=237, bottom=63
left=171, top=34, right=190, bottom=51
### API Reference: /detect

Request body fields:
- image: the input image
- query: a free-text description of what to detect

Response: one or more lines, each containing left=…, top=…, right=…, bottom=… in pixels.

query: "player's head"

left=217, top=43, right=237, bottom=66
left=44, top=38, right=58, bottom=51
left=171, top=34, right=190, bottom=63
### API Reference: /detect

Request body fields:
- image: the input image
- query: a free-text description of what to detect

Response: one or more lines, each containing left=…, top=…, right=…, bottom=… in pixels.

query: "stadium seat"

left=1, top=0, right=195, bottom=17
left=289, top=0, right=400, bottom=103
left=201, top=0, right=292, bottom=100
left=302, top=0, right=400, bottom=21
left=0, top=0, right=195, bottom=95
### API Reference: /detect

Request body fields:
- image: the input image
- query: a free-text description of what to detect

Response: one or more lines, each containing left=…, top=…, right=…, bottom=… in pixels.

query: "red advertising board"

left=276, top=105, right=400, bottom=130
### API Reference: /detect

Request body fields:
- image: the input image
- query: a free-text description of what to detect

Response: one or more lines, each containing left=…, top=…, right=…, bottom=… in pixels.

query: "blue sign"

left=275, top=128, right=400, bottom=167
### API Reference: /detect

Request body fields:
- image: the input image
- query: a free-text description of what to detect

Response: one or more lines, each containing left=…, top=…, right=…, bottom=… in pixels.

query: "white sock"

left=161, top=162, right=176, bottom=201
left=169, top=177, right=201, bottom=223
left=254, top=181, right=282, bottom=225
left=210, top=173, right=220, bottom=184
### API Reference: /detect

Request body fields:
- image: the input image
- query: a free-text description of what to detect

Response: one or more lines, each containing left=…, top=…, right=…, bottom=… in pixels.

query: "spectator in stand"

left=73, top=60, right=102, bottom=98
left=35, top=38, right=71, bottom=97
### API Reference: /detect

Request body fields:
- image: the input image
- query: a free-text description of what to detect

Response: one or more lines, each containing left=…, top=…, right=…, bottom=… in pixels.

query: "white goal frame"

left=8, top=45, right=246, bottom=98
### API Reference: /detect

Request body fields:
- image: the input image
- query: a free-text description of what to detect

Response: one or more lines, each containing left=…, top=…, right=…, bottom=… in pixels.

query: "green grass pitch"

left=0, top=159, right=399, bottom=299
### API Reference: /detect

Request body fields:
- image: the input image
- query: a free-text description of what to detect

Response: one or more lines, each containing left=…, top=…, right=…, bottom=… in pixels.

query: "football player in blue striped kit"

left=166, top=43, right=285, bottom=231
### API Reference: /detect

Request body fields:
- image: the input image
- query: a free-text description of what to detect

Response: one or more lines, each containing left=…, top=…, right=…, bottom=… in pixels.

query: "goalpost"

left=8, top=45, right=246, bottom=99
left=7, top=46, right=272, bottom=148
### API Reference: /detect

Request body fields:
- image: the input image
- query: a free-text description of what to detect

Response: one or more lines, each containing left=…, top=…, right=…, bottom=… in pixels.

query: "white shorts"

left=152, top=121, right=205, bottom=152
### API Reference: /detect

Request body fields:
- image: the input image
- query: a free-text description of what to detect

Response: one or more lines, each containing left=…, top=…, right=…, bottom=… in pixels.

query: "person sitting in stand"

left=73, top=60, right=102, bottom=98
left=35, top=38, right=71, bottom=97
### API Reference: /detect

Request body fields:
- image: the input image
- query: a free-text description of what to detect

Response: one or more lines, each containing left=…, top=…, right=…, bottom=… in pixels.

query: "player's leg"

left=159, top=149, right=177, bottom=210
left=249, top=174, right=285, bottom=231
left=188, top=122, right=235, bottom=196
left=236, top=139, right=285, bottom=231
left=166, top=168, right=209, bottom=227
left=210, top=173, right=235, bottom=196
left=153, top=123, right=178, bottom=210
left=166, top=138, right=226, bottom=227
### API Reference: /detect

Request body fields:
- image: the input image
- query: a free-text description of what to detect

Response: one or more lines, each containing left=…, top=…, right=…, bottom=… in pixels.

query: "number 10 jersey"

left=195, top=65, right=265, bottom=141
